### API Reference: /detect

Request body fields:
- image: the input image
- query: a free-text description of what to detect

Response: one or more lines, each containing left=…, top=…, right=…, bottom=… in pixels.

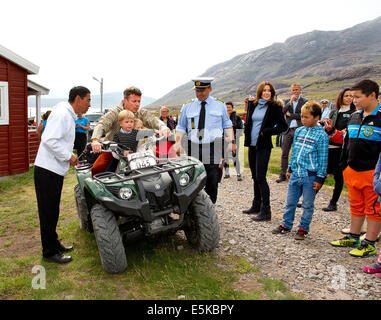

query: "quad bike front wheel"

left=184, top=190, right=220, bottom=251
left=90, top=204, right=127, bottom=274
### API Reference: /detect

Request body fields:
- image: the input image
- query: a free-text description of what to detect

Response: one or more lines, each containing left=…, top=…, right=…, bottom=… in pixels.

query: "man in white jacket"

left=34, top=86, right=91, bottom=264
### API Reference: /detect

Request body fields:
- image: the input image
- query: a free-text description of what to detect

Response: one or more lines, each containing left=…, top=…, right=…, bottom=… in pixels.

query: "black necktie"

left=198, top=100, right=206, bottom=140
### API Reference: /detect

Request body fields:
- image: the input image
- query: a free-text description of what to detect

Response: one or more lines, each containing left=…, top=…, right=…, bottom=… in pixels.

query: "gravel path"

left=214, top=171, right=381, bottom=300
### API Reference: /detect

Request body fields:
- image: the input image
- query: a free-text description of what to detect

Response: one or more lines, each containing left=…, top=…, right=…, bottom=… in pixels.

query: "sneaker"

left=272, top=224, right=291, bottom=234
left=330, top=235, right=360, bottom=247
left=341, top=227, right=367, bottom=235
left=363, top=263, right=381, bottom=274
left=349, top=241, right=377, bottom=258
left=224, top=174, right=230, bottom=179
left=295, top=228, right=308, bottom=240
left=237, top=174, right=243, bottom=181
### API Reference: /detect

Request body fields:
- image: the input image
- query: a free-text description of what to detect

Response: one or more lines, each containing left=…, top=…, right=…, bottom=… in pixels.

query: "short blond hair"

left=118, top=110, right=135, bottom=122
left=134, top=118, right=143, bottom=128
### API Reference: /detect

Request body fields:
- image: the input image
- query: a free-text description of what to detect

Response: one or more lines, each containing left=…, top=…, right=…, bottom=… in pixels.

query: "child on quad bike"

left=106, top=110, right=156, bottom=172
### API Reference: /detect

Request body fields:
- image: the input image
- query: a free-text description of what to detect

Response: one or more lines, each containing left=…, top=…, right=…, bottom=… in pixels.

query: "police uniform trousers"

left=186, top=139, right=223, bottom=204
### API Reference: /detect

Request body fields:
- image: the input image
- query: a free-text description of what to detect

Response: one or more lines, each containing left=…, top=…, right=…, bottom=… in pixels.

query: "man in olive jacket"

left=277, top=83, right=308, bottom=183
left=91, top=86, right=170, bottom=175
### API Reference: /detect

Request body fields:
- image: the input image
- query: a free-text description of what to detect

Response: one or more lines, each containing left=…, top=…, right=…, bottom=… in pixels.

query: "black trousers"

left=74, top=132, right=87, bottom=159
left=34, top=166, right=64, bottom=257
left=326, top=147, right=344, bottom=205
left=186, top=140, right=223, bottom=204
left=248, top=147, right=272, bottom=208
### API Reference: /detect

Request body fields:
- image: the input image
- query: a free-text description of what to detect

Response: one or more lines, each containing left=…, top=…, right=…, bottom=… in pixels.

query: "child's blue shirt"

left=289, top=125, right=329, bottom=184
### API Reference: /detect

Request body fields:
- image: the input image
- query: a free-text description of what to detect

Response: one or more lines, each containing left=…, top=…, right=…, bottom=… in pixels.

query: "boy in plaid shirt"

left=273, top=101, right=329, bottom=239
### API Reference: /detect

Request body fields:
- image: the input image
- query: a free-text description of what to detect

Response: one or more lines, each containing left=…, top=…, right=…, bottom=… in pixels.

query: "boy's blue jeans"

left=282, top=174, right=317, bottom=232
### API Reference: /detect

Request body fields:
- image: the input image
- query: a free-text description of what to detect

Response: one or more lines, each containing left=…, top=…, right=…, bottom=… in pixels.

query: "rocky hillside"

left=150, top=16, right=381, bottom=108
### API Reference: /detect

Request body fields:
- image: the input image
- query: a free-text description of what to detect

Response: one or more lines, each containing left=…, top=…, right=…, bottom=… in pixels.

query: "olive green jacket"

left=91, top=101, right=164, bottom=141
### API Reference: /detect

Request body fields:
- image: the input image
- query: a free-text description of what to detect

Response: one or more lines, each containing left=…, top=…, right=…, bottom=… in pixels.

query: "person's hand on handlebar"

left=158, top=125, right=171, bottom=138
left=91, top=139, right=102, bottom=153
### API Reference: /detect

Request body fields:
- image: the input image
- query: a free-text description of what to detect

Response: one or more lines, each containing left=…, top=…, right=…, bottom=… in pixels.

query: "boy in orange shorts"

left=331, top=80, right=381, bottom=257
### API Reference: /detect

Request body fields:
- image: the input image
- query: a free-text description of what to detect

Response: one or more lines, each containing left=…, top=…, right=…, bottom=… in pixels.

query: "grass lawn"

left=0, top=165, right=301, bottom=300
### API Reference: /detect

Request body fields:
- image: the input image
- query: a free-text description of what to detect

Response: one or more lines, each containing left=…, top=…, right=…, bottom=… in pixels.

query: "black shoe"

left=242, top=202, right=261, bottom=214
left=251, top=206, right=271, bottom=221
left=251, top=214, right=271, bottom=222
left=58, top=244, right=74, bottom=253
left=296, top=203, right=302, bottom=208
left=237, top=174, right=242, bottom=181
left=322, top=203, right=337, bottom=212
left=43, top=253, right=72, bottom=264
left=276, top=175, right=286, bottom=183
left=224, top=174, right=230, bottom=179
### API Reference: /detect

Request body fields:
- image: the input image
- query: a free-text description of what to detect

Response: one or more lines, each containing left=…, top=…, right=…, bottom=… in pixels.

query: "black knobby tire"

left=90, top=204, right=127, bottom=274
left=74, top=184, right=92, bottom=232
left=184, top=190, right=220, bottom=251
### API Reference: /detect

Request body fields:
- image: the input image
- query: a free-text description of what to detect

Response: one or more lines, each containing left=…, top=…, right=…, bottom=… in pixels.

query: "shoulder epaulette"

left=184, top=99, right=193, bottom=105
left=216, top=98, right=224, bottom=103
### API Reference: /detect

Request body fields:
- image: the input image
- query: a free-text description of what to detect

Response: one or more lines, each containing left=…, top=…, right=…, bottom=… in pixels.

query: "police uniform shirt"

left=176, top=96, right=233, bottom=144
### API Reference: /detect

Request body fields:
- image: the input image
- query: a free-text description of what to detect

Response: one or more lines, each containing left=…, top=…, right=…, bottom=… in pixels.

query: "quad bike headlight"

left=179, top=173, right=190, bottom=187
left=119, top=187, right=133, bottom=200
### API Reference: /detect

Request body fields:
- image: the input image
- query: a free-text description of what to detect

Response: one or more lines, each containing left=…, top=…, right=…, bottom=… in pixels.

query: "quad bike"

left=74, top=134, right=220, bottom=273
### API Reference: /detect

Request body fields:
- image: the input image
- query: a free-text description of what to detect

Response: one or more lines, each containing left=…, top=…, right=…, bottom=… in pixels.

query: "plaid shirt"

left=288, top=125, right=329, bottom=183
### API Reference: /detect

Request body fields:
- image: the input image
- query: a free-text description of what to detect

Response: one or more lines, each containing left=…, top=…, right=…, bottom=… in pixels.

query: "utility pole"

left=93, top=76, right=103, bottom=113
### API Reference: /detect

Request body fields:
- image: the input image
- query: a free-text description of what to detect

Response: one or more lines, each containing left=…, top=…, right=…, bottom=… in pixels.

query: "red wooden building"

left=0, top=45, right=49, bottom=178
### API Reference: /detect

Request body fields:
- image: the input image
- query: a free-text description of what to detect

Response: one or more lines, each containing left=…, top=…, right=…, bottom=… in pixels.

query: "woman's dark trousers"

left=248, top=146, right=272, bottom=217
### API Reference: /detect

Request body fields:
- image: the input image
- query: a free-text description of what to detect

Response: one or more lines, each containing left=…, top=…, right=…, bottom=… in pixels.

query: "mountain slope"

left=150, top=16, right=381, bottom=107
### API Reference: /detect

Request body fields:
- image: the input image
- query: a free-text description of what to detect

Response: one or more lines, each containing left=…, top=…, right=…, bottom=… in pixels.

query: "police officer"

left=174, top=77, right=236, bottom=204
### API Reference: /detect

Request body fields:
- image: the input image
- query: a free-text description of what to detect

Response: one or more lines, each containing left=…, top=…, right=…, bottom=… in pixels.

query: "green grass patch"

left=0, top=165, right=300, bottom=300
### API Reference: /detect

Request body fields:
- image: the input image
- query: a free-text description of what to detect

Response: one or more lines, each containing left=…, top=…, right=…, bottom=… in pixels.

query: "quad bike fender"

left=174, top=170, right=207, bottom=213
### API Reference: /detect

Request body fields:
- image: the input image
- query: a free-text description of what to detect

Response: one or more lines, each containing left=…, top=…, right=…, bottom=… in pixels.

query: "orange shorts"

left=343, top=166, right=381, bottom=221
left=91, top=152, right=113, bottom=176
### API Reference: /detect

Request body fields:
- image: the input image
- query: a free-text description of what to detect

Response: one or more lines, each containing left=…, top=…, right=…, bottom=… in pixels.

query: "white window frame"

left=0, top=81, right=9, bottom=125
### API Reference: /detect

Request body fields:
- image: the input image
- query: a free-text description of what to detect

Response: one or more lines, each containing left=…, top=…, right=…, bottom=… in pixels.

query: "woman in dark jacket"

left=322, top=88, right=356, bottom=212
left=242, top=81, right=288, bottom=221
left=159, top=106, right=176, bottom=131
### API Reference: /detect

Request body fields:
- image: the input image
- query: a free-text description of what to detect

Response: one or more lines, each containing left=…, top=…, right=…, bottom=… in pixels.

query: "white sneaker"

left=360, top=233, right=380, bottom=242
left=341, top=220, right=367, bottom=235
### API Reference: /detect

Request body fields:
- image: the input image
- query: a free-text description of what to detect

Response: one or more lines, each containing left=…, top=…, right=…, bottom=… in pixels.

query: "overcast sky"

left=1, top=0, right=381, bottom=101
